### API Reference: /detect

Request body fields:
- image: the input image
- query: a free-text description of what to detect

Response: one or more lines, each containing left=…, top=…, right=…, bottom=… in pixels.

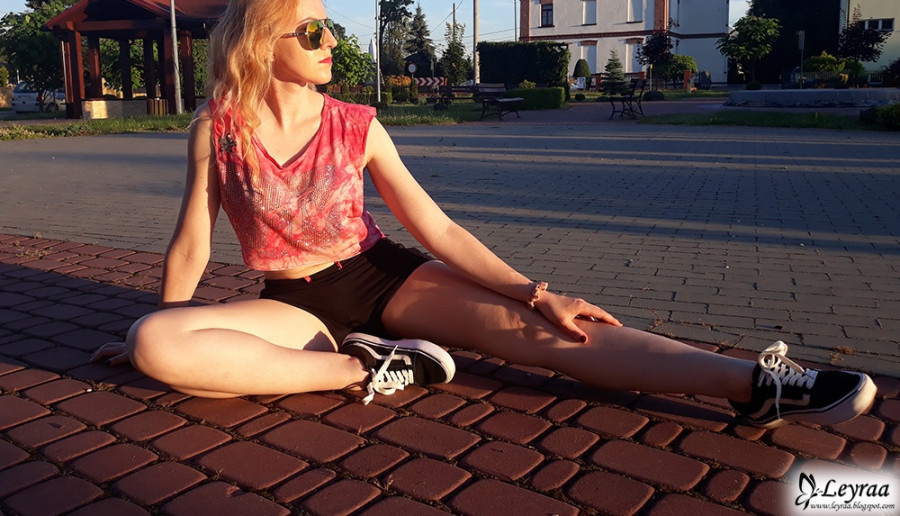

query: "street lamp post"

left=169, top=0, right=183, bottom=114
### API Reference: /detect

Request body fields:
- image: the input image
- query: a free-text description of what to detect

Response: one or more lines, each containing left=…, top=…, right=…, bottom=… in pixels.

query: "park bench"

left=474, top=83, right=524, bottom=121
left=437, top=85, right=477, bottom=109
left=607, top=78, right=648, bottom=120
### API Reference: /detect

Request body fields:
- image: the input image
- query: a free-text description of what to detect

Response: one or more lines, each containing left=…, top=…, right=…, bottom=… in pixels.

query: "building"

left=518, top=0, right=730, bottom=83
left=839, top=0, right=898, bottom=69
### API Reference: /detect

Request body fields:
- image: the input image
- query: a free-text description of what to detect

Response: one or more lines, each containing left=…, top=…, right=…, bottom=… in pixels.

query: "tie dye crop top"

left=210, top=95, right=384, bottom=271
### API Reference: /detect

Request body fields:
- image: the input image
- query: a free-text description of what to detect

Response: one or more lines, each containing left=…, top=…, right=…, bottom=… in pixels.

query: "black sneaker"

left=729, top=341, right=876, bottom=429
left=340, top=333, right=456, bottom=405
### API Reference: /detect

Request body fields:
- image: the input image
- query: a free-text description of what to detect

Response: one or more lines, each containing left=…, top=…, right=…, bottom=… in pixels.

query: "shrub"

left=519, top=80, right=536, bottom=89
left=573, top=59, right=592, bottom=79
left=644, top=90, right=665, bottom=101
left=859, top=107, right=878, bottom=124
left=746, top=80, right=763, bottom=90
left=506, top=87, right=566, bottom=110
left=574, top=93, right=586, bottom=102
left=373, top=90, right=392, bottom=106
left=573, top=58, right=592, bottom=88
left=0, top=66, right=8, bottom=86
left=882, top=58, right=900, bottom=87
left=804, top=51, right=844, bottom=73
left=877, top=103, right=900, bottom=130
left=657, top=54, right=699, bottom=87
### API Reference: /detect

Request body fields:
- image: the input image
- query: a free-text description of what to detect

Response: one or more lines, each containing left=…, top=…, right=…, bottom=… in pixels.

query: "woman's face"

left=271, top=0, right=337, bottom=86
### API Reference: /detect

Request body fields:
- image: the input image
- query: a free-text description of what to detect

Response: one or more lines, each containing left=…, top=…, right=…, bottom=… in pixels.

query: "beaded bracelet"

left=526, top=281, right=548, bottom=310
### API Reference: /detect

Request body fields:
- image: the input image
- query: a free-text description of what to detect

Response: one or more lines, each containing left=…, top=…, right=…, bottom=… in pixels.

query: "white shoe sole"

left=781, top=373, right=878, bottom=427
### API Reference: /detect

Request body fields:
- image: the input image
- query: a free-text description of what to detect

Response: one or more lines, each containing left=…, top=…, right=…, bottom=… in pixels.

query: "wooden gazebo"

left=45, top=0, right=226, bottom=119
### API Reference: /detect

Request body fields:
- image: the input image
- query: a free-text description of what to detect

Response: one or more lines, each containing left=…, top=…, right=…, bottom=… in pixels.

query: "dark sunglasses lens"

left=307, top=20, right=325, bottom=48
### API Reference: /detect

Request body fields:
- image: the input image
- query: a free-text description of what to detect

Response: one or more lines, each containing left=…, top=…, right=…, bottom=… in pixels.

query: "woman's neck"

left=261, top=82, right=323, bottom=128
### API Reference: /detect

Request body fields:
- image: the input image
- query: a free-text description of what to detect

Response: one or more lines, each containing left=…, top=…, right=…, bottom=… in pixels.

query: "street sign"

left=415, top=77, right=448, bottom=87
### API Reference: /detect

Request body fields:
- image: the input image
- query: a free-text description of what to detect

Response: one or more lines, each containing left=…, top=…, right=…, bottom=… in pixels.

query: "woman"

left=93, top=0, right=875, bottom=429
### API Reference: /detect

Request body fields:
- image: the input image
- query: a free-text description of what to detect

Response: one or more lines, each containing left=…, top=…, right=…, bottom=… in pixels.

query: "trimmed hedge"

left=877, top=103, right=900, bottom=130
left=477, top=41, right=569, bottom=88
left=506, top=87, right=566, bottom=110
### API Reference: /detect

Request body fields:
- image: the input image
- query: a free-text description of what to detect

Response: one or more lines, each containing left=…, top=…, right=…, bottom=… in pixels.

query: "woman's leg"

left=127, top=299, right=369, bottom=398
left=382, top=262, right=755, bottom=402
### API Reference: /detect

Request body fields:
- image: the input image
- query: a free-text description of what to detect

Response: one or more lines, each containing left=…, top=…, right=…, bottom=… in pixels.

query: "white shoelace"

left=757, top=341, right=817, bottom=420
left=361, top=346, right=415, bottom=405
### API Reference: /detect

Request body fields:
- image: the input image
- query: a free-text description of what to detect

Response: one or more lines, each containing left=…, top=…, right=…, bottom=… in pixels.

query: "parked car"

left=11, top=82, right=66, bottom=113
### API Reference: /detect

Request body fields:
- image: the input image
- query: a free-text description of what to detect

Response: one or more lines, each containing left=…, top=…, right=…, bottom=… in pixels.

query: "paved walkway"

left=0, top=101, right=898, bottom=515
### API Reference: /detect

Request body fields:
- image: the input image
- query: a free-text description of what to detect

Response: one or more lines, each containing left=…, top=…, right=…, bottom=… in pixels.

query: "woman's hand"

left=533, top=291, right=622, bottom=343
left=90, top=341, right=131, bottom=367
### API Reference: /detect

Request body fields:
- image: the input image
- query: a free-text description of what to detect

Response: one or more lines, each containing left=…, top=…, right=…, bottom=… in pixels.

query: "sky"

left=0, top=0, right=750, bottom=54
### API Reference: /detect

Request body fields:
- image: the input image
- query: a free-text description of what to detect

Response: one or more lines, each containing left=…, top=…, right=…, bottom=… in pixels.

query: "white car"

left=11, top=82, right=66, bottom=113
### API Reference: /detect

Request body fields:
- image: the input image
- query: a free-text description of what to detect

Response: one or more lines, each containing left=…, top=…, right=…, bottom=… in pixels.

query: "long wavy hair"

left=207, top=0, right=299, bottom=166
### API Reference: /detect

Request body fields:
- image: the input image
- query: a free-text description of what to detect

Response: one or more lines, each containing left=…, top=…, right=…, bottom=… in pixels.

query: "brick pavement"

left=0, top=235, right=898, bottom=515
left=1, top=102, right=899, bottom=514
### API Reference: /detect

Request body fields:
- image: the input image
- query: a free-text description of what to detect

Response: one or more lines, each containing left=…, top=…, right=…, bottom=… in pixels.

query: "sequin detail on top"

left=211, top=95, right=384, bottom=271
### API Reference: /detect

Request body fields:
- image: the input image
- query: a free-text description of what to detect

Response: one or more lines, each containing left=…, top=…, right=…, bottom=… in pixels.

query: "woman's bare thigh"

left=381, top=261, right=571, bottom=364
left=142, top=299, right=337, bottom=352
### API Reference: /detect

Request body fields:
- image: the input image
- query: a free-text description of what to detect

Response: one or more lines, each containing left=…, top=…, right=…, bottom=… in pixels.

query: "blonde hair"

left=207, top=0, right=298, bottom=166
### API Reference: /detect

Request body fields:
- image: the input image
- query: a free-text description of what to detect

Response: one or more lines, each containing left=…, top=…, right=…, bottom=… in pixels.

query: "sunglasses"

left=281, top=18, right=337, bottom=50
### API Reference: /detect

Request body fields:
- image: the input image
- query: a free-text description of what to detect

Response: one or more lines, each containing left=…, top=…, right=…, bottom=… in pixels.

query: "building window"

left=627, top=0, right=642, bottom=23
left=541, top=3, right=553, bottom=27
left=863, top=18, right=894, bottom=32
left=583, top=0, right=596, bottom=25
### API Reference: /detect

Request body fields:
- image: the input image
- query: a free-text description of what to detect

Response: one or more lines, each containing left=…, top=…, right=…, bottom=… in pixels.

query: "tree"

left=637, top=31, right=673, bottom=69
left=600, top=50, right=628, bottom=95
left=378, top=0, right=413, bottom=76
left=0, top=0, right=68, bottom=93
left=332, top=34, right=374, bottom=91
left=837, top=6, right=890, bottom=83
left=404, top=4, right=435, bottom=76
left=439, top=21, right=468, bottom=85
left=748, top=0, right=840, bottom=83
left=657, top=54, right=698, bottom=88
left=716, top=15, right=781, bottom=81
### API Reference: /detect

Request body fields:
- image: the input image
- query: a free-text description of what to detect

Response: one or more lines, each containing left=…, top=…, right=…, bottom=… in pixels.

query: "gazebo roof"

left=45, top=0, right=227, bottom=37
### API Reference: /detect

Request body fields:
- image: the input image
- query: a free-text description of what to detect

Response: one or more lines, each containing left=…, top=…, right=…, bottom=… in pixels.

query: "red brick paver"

left=0, top=234, right=897, bottom=515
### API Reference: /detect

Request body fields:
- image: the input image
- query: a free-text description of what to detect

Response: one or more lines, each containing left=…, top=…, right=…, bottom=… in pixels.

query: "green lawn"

left=0, top=94, right=888, bottom=140
left=639, top=110, right=870, bottom=131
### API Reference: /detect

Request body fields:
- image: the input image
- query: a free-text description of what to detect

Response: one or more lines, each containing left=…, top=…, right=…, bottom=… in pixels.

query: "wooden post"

left=87, top=36, right=102, bottom=99
left=119, top=39, right=133, bottom=99
left=179, top=31, right=196, bottom=111
left=143, top=38, right=158, bottom=98
left=162, top=34, right=177, bottom=114
left=64, top=28, right=85, bottom=119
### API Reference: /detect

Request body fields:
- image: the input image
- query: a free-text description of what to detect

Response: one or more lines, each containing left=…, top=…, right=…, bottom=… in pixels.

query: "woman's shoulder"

left=324, top=94, right=376, bottom=121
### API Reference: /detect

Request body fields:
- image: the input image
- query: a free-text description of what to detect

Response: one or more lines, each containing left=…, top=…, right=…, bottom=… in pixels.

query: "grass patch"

left=0, top=101, right=487, bottom=141
left=573, top=89, right=730, bottom=102
left=0, top=113, right=194, bottom=141
left=376, top=101, right=484, bottom=125
left=639, top=110, right=869, bottom=131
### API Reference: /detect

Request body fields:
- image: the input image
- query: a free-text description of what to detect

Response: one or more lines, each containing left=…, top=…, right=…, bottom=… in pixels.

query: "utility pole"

left=375, top=0, right=381, bottom=102
left=169, top=0, right=183, bottom=114
left=513, top=0, right=517, bottom=40
left=473, top=0, right=479, bottom=83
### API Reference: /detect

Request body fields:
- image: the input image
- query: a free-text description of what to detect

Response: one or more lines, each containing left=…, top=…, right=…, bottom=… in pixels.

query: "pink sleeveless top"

left=210, top=95, right=384, bottom=271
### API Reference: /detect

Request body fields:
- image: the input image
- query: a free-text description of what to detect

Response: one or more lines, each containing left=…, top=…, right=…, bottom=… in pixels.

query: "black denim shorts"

left=259, top=238, right=432, bottom=343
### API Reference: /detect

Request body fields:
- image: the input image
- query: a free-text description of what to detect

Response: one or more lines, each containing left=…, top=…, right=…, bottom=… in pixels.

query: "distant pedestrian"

left=92, top=0, right=875, bottom=428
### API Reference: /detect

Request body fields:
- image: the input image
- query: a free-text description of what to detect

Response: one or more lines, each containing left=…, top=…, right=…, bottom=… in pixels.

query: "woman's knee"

left=125, top=310, right=184, bottom=376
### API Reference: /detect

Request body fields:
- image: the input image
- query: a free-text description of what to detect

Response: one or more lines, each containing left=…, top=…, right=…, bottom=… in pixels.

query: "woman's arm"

left=158, top=106, right=221, bottom=308
left=364, top=119, right=621, bottom=340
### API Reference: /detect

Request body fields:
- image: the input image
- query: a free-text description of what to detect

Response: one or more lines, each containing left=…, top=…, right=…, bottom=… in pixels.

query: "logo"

left=785, top=465, right=898, bottom=515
